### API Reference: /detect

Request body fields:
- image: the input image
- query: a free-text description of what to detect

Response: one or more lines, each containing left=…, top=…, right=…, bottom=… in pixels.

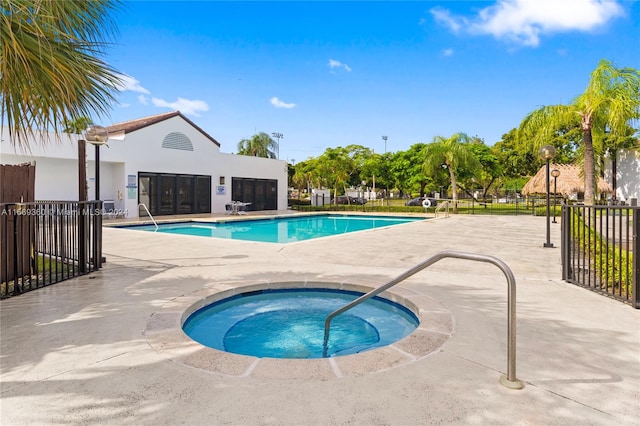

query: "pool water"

left=182, top=289, right=419, bottom=358
left=125, top=214, right=423, bottom=243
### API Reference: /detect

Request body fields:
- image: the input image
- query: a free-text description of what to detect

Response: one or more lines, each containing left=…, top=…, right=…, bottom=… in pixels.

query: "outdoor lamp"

left=539, top=145, right=556, bottom=247
left=84, top=125, right=109, bottom=200
left=84, top=125, right=109, bottom=146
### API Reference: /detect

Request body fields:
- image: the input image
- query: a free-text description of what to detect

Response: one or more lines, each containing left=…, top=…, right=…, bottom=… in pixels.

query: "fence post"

left=633, top=211, right=639, bottom=309
left=561, top=205, right=569, bottom=281
left=13, top=209, right=20, bottom=294
left=78, top=203, right=87, bottom=274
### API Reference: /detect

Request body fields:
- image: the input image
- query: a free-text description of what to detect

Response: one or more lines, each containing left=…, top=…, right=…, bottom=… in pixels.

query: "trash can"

left=629, top=198, right=637, bottom=207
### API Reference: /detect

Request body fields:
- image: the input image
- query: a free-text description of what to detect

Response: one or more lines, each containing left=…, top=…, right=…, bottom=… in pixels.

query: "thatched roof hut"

left=521, top=164, right=612, bottom=198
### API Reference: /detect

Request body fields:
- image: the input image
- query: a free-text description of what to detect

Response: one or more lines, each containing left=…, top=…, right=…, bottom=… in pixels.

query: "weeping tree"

left=518, top=59, right=640, bottom=205
left=1, top=0, right=123, bottom=149
left=422, top=132, right=481, bottom=213
left=237, top=132, right=278, bottom=158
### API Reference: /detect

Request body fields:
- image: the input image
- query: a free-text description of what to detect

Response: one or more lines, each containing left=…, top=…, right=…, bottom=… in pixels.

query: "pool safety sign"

left=127, top=175, right=137, bottom=199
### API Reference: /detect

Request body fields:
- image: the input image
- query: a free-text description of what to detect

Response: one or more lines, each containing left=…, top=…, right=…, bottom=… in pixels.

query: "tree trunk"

left=449, top=168, right=458, bottom=214
left=611, top=149, right=617, bottom=202
left=582, top=129, right=596, bottom=206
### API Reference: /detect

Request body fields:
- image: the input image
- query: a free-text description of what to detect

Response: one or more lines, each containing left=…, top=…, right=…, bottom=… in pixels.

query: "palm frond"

left=1, top=0, right=124, bottom=150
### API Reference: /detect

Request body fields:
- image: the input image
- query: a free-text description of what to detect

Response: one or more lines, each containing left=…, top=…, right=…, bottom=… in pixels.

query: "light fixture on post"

left=271, top=132, right=283, bottom=159
left=551, top=168, right=561, bottom=224
left=539, top=145, right=556, bottom=248
left=382, top=135, right=388, bottom=153
left=84, top=124, right=109, bottom=265
left=84, top=124, right=109, bottom=201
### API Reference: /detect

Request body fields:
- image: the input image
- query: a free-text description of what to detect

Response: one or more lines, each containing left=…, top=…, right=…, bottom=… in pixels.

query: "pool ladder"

left=138, top=203, right=158, bottom=231
left=322, top=250, right=523, bottom=390
left=434, top=200, right=450, bottom=217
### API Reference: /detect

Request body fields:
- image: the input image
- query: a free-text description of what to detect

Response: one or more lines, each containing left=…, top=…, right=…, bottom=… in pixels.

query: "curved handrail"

left=435, top=200, right=450, bottom=217
left=322, top=250, right=523, bottom=390
left=138, top=203, right=158, bottom=231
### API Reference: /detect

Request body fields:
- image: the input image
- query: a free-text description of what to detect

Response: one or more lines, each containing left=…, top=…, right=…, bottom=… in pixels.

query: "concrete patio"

left=1, top=214, right=639, bottom=425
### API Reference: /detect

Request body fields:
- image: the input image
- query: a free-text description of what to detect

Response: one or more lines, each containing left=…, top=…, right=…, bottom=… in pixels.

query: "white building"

left=0, top=111, right=288, bottom=217
left=604, top=147, right=640, bottom=205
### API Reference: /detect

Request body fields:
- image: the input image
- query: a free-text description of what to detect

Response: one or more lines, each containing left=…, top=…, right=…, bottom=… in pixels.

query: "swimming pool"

left=121, top=214, right=424, bottom=243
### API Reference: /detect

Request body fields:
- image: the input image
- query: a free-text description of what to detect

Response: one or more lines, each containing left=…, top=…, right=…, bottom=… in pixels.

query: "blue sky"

left=106, top=0, right=640, bottom=162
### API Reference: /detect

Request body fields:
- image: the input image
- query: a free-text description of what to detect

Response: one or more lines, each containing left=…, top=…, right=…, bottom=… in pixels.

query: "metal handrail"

left=435, top=200, right=450, bottom=217
left=138, top=203, right=158, bottom=231
left=322, top=250, right=523, bottom=390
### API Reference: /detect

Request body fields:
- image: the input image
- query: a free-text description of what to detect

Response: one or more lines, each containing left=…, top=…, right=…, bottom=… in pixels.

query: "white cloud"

left=137, top=95, right=149, bottom=105
left=152, top=97, right=209, bottom=116
left=431, top=0, right=624, bottom=47
left=442, top=48, right=454, bottom=57
left=115, top=73, right=150, bottom=94
left=328, top=59, right=352, bottom=73
left=431, top=7, right=464, bottom=33
left=270, top=97, right=296, bottom=109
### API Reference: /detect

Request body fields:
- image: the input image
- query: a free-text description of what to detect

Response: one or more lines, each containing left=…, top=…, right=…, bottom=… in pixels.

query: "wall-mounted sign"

left=216, top=185, right=226, bottom=195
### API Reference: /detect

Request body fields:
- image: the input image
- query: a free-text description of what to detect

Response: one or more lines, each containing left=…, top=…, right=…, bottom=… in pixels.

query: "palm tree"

left=63, top=117, right=93, bottom=135
left=237, top=132, right=278, bottom=158
left=518, top=59, right=640, bottom=205
left=422, top=132, right=481, bottom=213
left=1, top=0, right=123, bottom=150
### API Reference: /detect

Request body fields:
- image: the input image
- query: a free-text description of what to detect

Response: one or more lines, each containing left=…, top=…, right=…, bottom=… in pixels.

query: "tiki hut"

left=521, top=164, right=612, bottom=200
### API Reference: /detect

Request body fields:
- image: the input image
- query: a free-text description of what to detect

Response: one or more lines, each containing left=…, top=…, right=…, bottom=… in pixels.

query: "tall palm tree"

left=1, top=0, right=123, bottom=150
left=518, top=59, right=640, bottom=205
left=63, top=117, right=93, bottom=135
left=422, top=132, right=481, bottom=213
left=237, top=132, right=278, bottom=158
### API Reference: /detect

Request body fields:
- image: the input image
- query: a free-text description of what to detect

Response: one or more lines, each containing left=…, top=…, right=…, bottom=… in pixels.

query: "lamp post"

left=382, top=135, right=388, bottom=153
left=84, top=124, right=109, bottom=200
left=84, top=124, right=109, bottom=265
left=551, top=168, right=560, bottom=224
left=272, top=132, right=283, bottom=159
left=539, top=145, right=556, bottom=247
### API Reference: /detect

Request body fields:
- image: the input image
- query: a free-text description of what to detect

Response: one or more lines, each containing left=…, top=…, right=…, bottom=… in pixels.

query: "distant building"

left=604, top=147, right=640, bottom=205
left=0, top=111, right=287, bottom=217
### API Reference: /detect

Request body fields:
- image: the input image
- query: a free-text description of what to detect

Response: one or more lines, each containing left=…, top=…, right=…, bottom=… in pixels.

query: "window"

left=139, top=172, right=211, bottom=216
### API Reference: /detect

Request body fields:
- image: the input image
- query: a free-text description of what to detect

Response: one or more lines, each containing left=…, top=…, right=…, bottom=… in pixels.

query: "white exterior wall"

left=1, top=116, right=287, bottom=216
left=604, top=148, right=640, bottom=204
left=213, top=152, right=288, bottom=213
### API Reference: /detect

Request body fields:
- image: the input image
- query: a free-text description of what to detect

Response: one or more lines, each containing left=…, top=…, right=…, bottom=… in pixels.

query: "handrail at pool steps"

left=435, top=200, right=450, bottom=217
left=138, top=203, right=158, bottom=231
left=322, top=250, right=523, bottom=390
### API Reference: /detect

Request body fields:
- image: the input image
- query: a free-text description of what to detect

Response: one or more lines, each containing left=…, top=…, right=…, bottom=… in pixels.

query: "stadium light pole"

left=539, top=145, right=556, bottom=248
left=272, top=132, right=283, bottom=159
left=382, top=135, right=388, bottom=153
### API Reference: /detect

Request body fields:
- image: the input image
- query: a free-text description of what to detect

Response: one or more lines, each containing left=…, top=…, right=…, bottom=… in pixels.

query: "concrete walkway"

left=1, top=214, right=639, bottom=425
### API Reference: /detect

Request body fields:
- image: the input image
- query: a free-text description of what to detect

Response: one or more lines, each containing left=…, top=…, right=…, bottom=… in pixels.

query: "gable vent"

left=162, top=132, right=193, bottom=151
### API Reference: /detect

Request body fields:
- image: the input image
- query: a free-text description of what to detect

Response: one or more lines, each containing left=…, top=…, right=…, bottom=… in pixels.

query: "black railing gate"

left=562, top=204, right=639, bottom=308
left=1, top=201, right=103, bottom=298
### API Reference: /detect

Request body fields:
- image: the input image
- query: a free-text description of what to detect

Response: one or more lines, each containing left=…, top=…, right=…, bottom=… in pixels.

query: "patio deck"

left=1, top=214, right=638, bottom=425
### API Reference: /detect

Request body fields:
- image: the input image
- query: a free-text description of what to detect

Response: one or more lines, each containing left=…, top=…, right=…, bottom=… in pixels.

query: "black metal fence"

left=561, top=204, right=639, bottom=308
left=1, top=201, right=103, bottom=299
left=291, top=196, right=559, bottom=216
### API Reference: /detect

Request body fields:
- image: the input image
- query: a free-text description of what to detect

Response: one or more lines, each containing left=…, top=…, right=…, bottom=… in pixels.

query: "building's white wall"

left=604, top=148, right=640, bottom=204
left=1, top=117, right=287, bottom=216
left=106, top=116, right=222, bottom=217
left=213, top=153, right=288, bottom=212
